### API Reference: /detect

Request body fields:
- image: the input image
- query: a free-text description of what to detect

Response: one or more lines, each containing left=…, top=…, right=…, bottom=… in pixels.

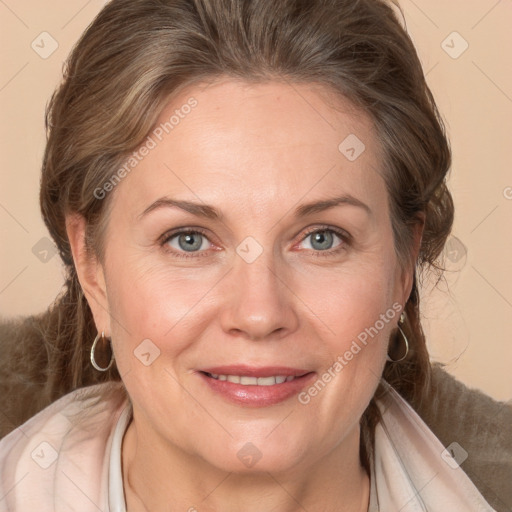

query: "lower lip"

left=198, top=372, right=317, bottom=407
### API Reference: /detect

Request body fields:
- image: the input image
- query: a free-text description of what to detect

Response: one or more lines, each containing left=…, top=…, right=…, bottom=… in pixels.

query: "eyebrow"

left=138, top=194, right=372, bottom=221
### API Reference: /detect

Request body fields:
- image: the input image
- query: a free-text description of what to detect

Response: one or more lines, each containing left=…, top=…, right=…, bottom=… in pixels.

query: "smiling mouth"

left=201, top=372, right=299, bottom=385
left=197, top=369, right=316, bottom=407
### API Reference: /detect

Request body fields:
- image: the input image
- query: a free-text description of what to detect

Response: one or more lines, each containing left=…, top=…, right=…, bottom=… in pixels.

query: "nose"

left=219, top=251, right=299, bottom=341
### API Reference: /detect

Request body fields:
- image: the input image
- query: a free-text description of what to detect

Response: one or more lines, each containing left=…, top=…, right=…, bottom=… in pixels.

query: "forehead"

left=110, top=78, right=388, bottom=221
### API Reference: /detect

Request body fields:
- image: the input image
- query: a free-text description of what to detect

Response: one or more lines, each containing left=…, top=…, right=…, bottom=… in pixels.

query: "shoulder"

left=374, top=380, right=500, bottom=510
left=0, top=381, right=129, bottom=511
left=396, top=364, right=512, bottom=510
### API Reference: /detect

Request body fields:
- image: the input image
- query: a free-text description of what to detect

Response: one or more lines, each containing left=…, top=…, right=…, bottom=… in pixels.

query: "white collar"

left=109, top=403, right=131, bottom=512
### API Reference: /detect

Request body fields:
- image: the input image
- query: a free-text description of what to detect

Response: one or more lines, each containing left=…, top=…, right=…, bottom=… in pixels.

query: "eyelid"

left=160, top=226, right=211, bottom=243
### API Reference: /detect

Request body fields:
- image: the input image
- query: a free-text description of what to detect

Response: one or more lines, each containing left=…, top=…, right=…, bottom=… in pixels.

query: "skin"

left=67, top=78, right=423, bottom=512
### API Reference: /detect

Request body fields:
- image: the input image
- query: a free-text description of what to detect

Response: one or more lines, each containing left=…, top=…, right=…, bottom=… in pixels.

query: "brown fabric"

left=0, top=314, right=54, bottom=435
left=412, top=362, right=512, bottom=511
left=0, top=314, right=511, bottom=509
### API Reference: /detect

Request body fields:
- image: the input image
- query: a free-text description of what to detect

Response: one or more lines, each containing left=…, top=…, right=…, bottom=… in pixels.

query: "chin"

left=194, top=435, right=313, bottom=475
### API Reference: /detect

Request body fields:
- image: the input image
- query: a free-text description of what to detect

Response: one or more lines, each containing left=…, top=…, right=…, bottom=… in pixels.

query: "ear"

left=65, top=213, right=111, bottom=335
left=400, top=213, right=425, bottom=306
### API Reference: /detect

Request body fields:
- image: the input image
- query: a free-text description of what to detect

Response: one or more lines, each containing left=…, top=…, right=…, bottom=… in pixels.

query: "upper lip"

left=199, top=365, right=312, bottom=378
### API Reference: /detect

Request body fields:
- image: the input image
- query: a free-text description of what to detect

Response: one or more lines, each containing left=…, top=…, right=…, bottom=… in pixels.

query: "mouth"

left=202, top=373, right=299, bottom=385
left=196, top=366, right=316, bottom=407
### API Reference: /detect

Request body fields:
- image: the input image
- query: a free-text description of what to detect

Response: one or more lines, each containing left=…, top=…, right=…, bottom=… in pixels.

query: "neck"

left=122, top=412, right=370, bottom=512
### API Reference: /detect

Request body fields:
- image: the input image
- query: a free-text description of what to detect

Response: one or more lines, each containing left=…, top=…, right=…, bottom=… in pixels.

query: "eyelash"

left=159, top=225, right=351, bottom=260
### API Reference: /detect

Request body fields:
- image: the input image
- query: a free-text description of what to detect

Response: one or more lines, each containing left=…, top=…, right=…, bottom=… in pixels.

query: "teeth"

left=207, top=373, right=296, bottom=385
left=257, top=376, right=277, bottom=386
left=240, top=376, right=258, bottom=385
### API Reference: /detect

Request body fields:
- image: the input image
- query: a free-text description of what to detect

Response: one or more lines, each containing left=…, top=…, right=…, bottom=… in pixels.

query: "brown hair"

left=38, top=0, right=453, bottom=472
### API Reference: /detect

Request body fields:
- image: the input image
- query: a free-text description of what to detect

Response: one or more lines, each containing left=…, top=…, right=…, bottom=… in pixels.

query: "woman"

left=0, top=0, right=506, bottom=510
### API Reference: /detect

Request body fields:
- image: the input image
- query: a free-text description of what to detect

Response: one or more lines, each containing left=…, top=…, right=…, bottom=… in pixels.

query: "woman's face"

left=80, top=79, right=418, bottom=474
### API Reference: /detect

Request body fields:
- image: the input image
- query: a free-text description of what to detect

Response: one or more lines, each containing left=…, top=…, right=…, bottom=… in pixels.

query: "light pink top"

left=0, top=381, right=496, bottom=511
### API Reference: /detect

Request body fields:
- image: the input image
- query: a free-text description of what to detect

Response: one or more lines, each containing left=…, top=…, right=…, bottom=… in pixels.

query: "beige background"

left=0, top=1, right=511, bottom=401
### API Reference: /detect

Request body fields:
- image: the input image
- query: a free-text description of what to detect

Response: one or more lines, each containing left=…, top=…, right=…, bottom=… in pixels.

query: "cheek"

left=104, top=255, right=223, bottom=376
left=299, top=255, right=398, bottom=344
left=295, top=256, right=399, bottom=418
left=105, top=264, right=216, bottom=439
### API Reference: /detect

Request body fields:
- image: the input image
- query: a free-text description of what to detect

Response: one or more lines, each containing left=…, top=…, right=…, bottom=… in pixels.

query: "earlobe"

left=65, top=213, right=110, bottom=334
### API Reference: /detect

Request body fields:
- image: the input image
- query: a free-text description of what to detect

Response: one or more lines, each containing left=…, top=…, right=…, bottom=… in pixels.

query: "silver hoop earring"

left=386, top=312, right=409, bottom=363
left=90, top=331, right=115, bottom=372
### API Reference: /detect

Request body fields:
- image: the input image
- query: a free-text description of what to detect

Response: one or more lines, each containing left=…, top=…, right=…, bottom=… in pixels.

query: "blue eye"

left=161, top=229, right=212, bottom=258
left=298, top=227, right=349, bottom=256
left=160, top=225, right=350, bottom=259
